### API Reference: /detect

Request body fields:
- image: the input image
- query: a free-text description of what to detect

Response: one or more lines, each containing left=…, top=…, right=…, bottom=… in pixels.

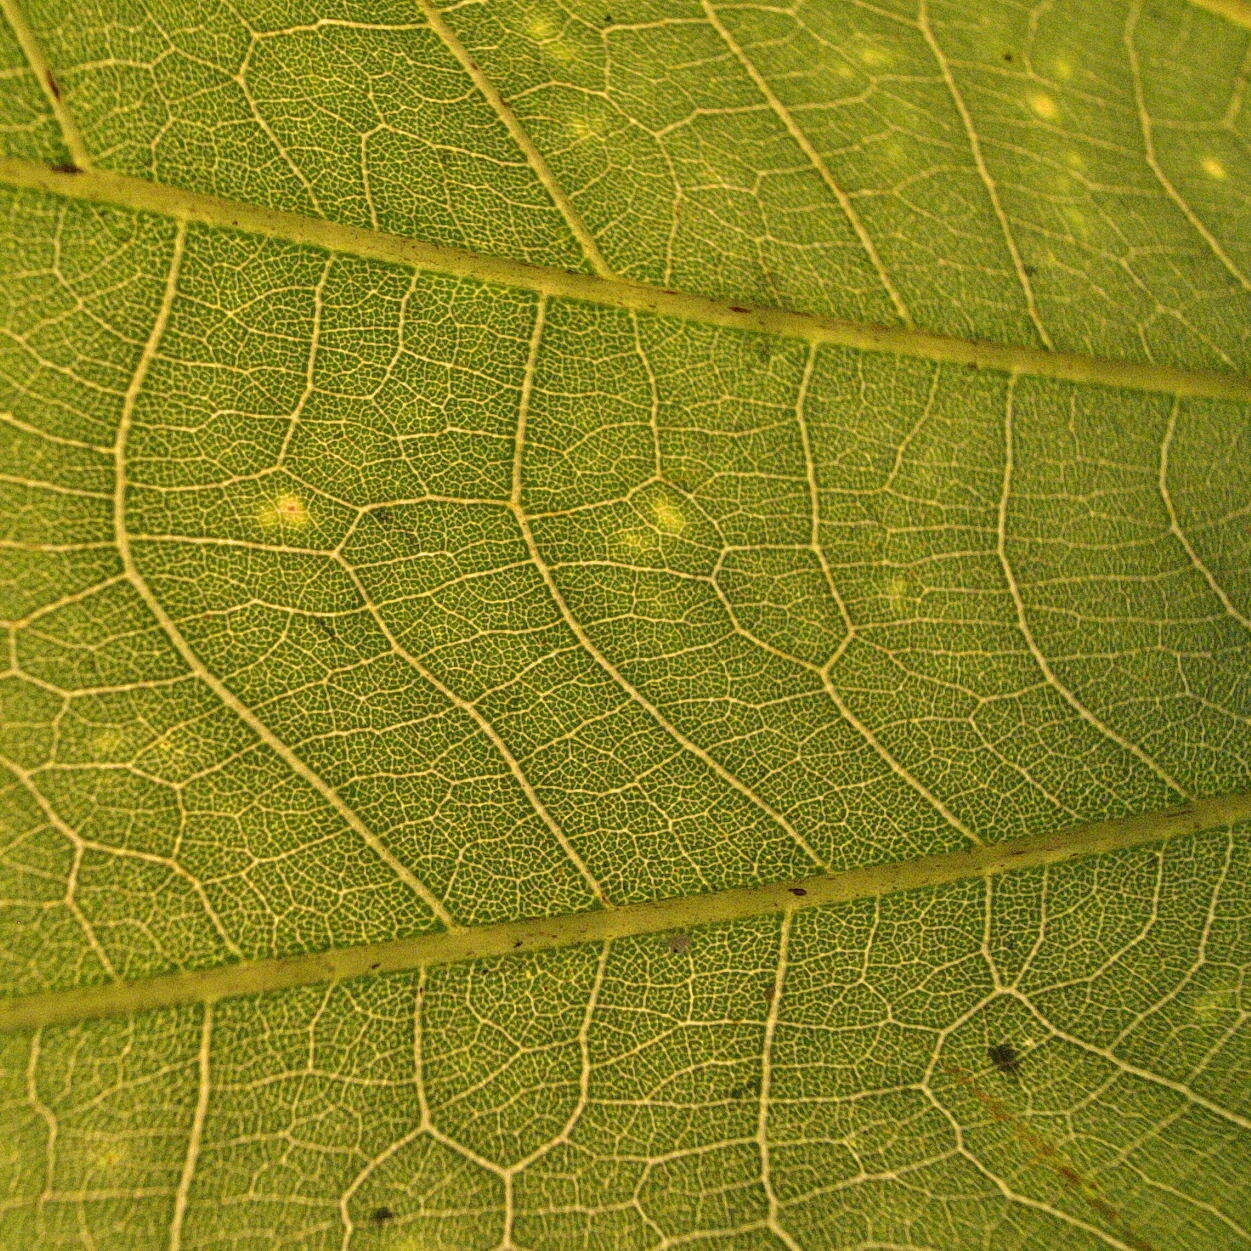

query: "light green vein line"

left=1, top=790, right=1247, bottom=1032
left=0, top=0, right=90, bottom=168
left=0, top=156, right=1248, bottom=404
left=415, top=0, right=612, bottom=279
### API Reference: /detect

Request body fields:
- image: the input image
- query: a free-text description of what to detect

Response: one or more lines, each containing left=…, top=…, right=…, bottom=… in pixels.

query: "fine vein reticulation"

left=0, top=2, right=1249, bottom=1245
left=0, top=0, right=1247, bottom=1037
left=0, top=156, right=1248, bottom=405
left=0, top=791, right=1246, bottom=1031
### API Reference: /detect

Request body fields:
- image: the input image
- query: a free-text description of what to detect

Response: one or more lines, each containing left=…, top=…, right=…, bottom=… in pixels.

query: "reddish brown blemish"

left=941, top=1063, right=1157, bottom=1250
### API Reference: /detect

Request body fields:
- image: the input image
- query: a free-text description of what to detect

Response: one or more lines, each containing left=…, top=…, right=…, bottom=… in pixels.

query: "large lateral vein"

left=0, top=156, right=1248, bottom=404
left=0, top=790, right=1247, bottom=1033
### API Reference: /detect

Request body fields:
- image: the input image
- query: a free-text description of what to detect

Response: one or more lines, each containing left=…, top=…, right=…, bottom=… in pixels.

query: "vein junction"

left=0, top=790, right=1246, bottom=1031
left=0, top=157, right=1248, bottom=404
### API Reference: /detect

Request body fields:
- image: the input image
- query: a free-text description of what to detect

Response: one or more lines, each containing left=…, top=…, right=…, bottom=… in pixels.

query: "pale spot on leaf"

left=1191, top=983, right=1239, bottom=1018
left=258, top=492, right=311, bottom=531
left=1027, top=91, right=1059, bottom=121
left=887, top=574, right=913, bottom=615
left=90, top=729, right=124, bottom=756
left=652, top=499, right=686, bottom=534
left=616, top=527, right=650, bottom=551
left=526, top=13, right=556, bottom=41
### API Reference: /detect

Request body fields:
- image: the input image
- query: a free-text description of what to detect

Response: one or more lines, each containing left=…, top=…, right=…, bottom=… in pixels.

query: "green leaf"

left=0, top=0, right=1248, bottom=1246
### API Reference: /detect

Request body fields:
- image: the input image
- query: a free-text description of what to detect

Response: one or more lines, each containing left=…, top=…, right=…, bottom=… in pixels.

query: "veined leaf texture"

left=0, top=0, right=1248, bottom=1246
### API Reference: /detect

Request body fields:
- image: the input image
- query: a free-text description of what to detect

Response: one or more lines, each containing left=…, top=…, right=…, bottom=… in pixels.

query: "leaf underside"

left=0, top=0, right=1248, bottom=1247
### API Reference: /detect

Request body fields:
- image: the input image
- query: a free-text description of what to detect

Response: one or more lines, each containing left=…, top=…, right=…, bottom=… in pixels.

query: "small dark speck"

left=513, top=938, right=523, bottom=948
left=50, top=162, right=81, bottom=175
left=788, top=886, right=807, bottom=897
left=370, top=1206, right=395, bottom=1225
left=729, top=305, right=750, bottom=313
left=368, top=962, right=380, bottom=970
left=45, top=72, right=60, bottom=99
left=728, top=1074, right=762, bottom=1100
left=603, top=12, right=614, bottom=23
left=663, top=931, right=692, bottom=953
left=1023, top=264, right=1037, bottom=277
left=988, top=1043, right=1022, bottom=1076
left=1002, top=51, right=1014, bottom=63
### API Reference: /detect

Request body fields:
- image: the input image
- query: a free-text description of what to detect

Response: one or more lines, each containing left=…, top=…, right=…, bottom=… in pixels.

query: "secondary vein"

left=0, top=789, right=1246, bottom=1033
left=0, top=0, right=90, bottom=169
left=0, top=156, right=1248, bottom=404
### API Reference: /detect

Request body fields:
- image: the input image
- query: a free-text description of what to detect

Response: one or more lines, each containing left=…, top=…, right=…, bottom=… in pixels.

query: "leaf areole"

left=0, top=0, right=1248, bottom=1245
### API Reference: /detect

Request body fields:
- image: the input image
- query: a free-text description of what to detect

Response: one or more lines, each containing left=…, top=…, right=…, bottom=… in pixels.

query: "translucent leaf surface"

left=0, top=0, right=1248, bottom=1246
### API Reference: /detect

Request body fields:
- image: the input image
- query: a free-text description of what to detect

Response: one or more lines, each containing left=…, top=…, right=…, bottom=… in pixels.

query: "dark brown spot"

left=50, top=162, right=81, bottom=175
left=1002, top=51, right=1014, bottom=63
left=663, top=931, right=691, bottom=953
left=45, top=72, right=60, bottom=100
left=788, top=886, right=807, bottom=897
left=729, top=305, right=750, bottom=314
left=369, top=962, right=380, bottom=970
left=370, top=1206, right=395, bottom=1225
left=727, top=1074, right=762, bottom=1099
left=988, top=1043, right=1022, bottom=1076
